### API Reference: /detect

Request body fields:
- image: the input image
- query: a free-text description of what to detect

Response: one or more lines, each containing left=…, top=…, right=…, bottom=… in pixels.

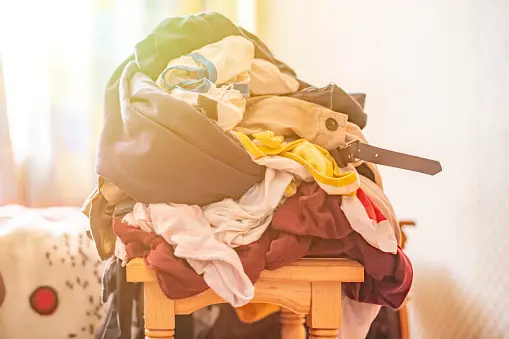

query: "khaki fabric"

left=82, top=178, right=136, bottom=260
left=235, top=96, right=348, bottom=150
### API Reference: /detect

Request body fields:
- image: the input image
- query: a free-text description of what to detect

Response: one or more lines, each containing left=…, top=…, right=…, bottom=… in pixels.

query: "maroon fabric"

left=265, top=230, right=411, bottom=308
left=270, top=182, right=413, bottom=308
left=113, top=219, right=270, bottom=299
left=113, top=182, right=412, bottom=309
left=272, top=183, right=352, bottom=240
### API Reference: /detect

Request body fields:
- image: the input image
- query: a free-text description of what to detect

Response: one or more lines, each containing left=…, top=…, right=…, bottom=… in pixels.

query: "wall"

left=257, top=1, right=509, bottom=338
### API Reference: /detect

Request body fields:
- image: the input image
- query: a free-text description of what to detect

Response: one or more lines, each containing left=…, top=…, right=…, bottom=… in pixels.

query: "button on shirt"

left=326, top=117, right=339, bottom=131
left=234, top=96, right=348, bottom=150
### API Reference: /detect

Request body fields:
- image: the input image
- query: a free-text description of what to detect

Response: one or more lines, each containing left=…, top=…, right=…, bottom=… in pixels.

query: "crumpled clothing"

left=167, top=84, right=247, bottom=131
left=123, top=203, right=254, bottom=307
left=204, top=167, right=294, bottom=248
left=113, top=182, right=412, bottom=309
left=155, top=35, right=302, bottom=132
left=108, top=13, right=302, bottom=90
left=82, top=187, right=116, bottom=260
left=97, top=12, right=305, bottom=211
left=270, top=182, right=412, bottom=308
left=234, top=95, right=383, bottom=188
left=112, top=218, right=269, bottom=301
left=269, top=183, right=397, bottom=254
left=235, top=95, right=349, bottom=150
left=234, top=130, right=360, bottom=195
left=157, top=35, right=254, bottom=91
left=86, top=11, right=307, bottom=258
left=341, top=189, right=398, bottom=254
left=81, top=177, right=136, bottom=260
left=360, top=175, right=401, bottom=245
left=234, top=131, right=397, bottom=253
left=156, top=35, right=254, bottom=131
left=99, top=61, right=265, bottom=207
left=288, top=83, right=368, bottom=129
left=248, top=59, right=300, bottom=95
left=117, top=167, right=294, bottom=258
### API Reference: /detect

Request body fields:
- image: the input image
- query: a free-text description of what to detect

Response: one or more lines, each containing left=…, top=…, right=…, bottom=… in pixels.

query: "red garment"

left=270, top=183, right=412, bottom=308
left=113, top=182, right=412, bottom=309
left=113, top=219, right=271, bottom=299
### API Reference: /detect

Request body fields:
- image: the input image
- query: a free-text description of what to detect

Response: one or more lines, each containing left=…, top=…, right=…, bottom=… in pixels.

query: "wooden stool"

left=126, top=257, right=364, bottom=339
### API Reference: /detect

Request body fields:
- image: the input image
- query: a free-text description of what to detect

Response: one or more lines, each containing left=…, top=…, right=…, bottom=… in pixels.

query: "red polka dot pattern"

left=29, top=286, right=58, bottom=315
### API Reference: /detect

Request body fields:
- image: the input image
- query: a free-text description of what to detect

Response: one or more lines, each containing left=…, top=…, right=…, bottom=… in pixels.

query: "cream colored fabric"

left=340, top=193, right=398, bottom=254
left=157, top=35, right=254, bottom=87
left=123, top=203, right=253, bottom=307
left=236, top=98, right=383, bottom=188
left=235, top=96, right=348, bottom=150
left=156, top=35, right=254, bottom=131
left=360, top=175, right=401, bottom=245
left=81, top=178, right=135, bottom=260
left=154, top=36, right=302, bottom=131
left=248, top=58, right=300, bottom=95
left=169, top=84, right=246, bottom=131
left=204, top=167, right=294, bottom=248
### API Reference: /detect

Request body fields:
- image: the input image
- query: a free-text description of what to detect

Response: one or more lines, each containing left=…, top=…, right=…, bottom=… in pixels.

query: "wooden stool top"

left=127, top=257, right=364, bottom=284
left=126, top=257, right=364, bottom=315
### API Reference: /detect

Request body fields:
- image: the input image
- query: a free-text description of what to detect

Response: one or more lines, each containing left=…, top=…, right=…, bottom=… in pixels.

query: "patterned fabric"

left=0, top=205, right=104, bottom=338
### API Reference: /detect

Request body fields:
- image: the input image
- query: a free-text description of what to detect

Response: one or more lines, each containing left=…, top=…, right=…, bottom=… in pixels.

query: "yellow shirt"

left=235, top=130, right=359, bottom=196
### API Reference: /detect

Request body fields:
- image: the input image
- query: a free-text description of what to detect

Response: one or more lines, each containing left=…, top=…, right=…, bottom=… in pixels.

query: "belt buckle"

left=334, top=140, right=360, bottom=167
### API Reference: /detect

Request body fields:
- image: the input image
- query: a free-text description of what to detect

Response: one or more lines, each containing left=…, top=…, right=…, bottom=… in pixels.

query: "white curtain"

left=0, top=0, right=181, bottom=206
left=0, top=60, right=17, bottom=204
left=0, top=0, right=251, bottom=207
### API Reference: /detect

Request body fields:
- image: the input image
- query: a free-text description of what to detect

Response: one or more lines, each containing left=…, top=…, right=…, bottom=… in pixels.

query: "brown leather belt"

left=332, top=140, right=442, bottom=175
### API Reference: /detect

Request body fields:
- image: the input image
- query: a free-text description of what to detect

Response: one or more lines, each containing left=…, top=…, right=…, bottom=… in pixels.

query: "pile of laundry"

left=82, top=12, right=441, bottom=339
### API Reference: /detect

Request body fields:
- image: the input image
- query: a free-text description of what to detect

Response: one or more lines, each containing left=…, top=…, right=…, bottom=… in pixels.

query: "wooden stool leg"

left=280, top=308, right=306, bottom=339
left=143, top=282, right=175, bottom=339
left=307, top=282, right=342, bottom=339
left=399, top=304, right=410, bottom=339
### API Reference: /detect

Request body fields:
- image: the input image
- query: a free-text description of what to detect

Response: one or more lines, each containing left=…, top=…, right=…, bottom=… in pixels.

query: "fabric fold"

left=235, top=131, right=397, bottom=253
left=287, top=83, right=368, bottom=129
left=156, top=35, right=255, bottom=131
left=113, top=181, right=412, bottom=310
left=99, top=61, right=265, bottom=206
left=204, top=167, right=294, bottom=248
left=234, top=131, right=360, bottom=195
left=235, top=95, right=349, bottom=150
left=123, top=203, right=254, bottom=307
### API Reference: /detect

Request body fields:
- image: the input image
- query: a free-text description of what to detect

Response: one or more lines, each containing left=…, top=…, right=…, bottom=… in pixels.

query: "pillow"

left=0, top=206, right=105, bottom=339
